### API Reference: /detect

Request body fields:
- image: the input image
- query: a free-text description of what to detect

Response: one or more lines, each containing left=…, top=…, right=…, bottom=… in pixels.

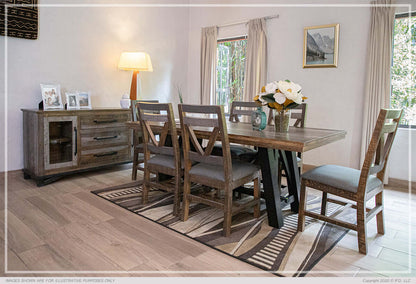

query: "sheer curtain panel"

left=243, top=18, right=268, bottom=103
left=200, top=26, right=218, bottom=105
left=360, top=0, right=395, bottom=181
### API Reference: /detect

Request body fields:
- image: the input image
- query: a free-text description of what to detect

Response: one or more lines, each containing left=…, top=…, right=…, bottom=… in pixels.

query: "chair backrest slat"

left=229, top=101, right=258, bottom=122
left=142, top=113, right=169, bottom=123
left=132, top=100, right=160, bottom=121
left=183, top=117, right=219, bottom=128
left=358, top=109, right=402, bottom=198
left=137, top=103, right=180, bottom=163
left=179, top=104, right=232, bottom=180
left=381, top=122, right=398, bottom=134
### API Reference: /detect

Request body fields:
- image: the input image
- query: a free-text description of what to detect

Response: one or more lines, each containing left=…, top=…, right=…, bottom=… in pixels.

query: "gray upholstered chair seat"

left=211, top=144, right=257, bottom=159
left=302, top=165, right=382, bottom=193
left=147, top=154, right=183, bottom=170
left=147, top=154, right=196, bottom=170
left=189, top=160, right=260, bottom=182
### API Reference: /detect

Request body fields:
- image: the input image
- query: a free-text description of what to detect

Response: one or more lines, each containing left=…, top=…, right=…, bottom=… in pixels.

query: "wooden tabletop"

left=126, top=121, right=346, bottom=153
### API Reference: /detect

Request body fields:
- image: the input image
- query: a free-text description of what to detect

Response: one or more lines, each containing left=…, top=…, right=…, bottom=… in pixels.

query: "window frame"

left=391, top=11, right=416, bottom=129
left=215, top=35, right=248, bottom=114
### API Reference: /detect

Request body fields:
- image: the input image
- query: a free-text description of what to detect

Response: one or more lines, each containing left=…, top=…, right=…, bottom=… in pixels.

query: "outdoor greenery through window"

left=391, top=12, right=416, bottom=126
left=216, top=37, right=247, bottom=113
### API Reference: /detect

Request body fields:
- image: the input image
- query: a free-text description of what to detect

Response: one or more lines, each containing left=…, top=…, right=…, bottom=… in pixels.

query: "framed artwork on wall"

left=303, top=23, right=339, bottom=68
left=40, top=84, right=63, bottom=110
left=66, top=92, right=79, bottom=110
left=77, top=91, right=92, bottom=109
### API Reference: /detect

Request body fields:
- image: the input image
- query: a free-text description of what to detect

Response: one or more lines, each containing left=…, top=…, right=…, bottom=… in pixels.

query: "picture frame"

left=77, top=91, right=92, bottom=109
left=303, top=23, right=339, bottom=68
left=40, top=84, right=63, bottom=110
left=66, top=92, right=79, bottom=110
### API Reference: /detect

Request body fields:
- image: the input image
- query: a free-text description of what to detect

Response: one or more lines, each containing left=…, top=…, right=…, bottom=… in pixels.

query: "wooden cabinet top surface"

left=21, top=108, right=130, bottom=115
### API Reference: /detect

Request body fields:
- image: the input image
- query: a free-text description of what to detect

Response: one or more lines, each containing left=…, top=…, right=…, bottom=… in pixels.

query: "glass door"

left=44, top=116, right=78, bottom=170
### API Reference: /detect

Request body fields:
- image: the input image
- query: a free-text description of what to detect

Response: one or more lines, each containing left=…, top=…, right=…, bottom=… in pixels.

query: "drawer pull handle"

left=74, top=127, right=78, bottom=156
left=94, top=151, right=118, bottom=157
left=93, top=119, right=117, bottom=124
left=93, top=135, right=118, bottom=141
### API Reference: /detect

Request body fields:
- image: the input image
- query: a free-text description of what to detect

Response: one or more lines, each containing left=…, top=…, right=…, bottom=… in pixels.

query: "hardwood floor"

left=0, top=165, right=415, bottom=278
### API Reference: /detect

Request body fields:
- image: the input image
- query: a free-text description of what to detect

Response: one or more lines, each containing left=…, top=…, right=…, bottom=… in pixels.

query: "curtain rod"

left=218, top=14, right=279, bottom=28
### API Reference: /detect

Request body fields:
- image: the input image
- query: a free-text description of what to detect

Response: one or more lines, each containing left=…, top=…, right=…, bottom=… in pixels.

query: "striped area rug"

left=92, top=181, right=352, bottom=276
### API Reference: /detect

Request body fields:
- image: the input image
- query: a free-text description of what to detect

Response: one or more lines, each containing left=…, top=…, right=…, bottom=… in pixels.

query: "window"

left=391, top=12, right=416, bottom=126
left=216, top=36, right=247, bottom=113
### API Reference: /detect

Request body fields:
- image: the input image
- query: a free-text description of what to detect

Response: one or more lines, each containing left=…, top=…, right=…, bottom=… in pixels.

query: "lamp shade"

left=118, top=52, right=153, bottom=72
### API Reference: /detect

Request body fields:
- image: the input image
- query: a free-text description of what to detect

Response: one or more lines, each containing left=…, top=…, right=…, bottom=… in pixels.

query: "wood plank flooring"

left=0, top=165, right=415, bottom=277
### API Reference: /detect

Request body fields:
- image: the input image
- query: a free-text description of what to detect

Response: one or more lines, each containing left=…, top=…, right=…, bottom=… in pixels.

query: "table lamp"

left=118, top=52, right=153, bottom=101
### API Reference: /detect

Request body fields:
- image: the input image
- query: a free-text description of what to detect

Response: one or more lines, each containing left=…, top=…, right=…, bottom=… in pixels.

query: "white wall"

left=187, top=0, right=371, bottom=170
left=186, top=0, right=415, bottom=182
left=0, top=0, right=190, bottom=172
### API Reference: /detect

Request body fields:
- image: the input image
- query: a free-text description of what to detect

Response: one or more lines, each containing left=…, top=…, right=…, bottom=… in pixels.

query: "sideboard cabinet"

left=21, top=108, right=132, bottom=186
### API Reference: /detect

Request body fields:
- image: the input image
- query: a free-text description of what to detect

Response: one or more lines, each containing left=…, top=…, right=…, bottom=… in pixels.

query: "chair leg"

left=321, top=192, right=328, bottom=215
left=142, top=169, right=150, bottom=204
left=132, top=149, right=139, bottom=180
left=223, top=186, right=233, bottom=237
left=297, top=181, right=307, bottom=232
left=181, top=175, right=191, bottom=221
left=253, top=177, right=260, bottom=218
left=357, top=200, right=368, bottom=254
left=376, top=191, right=385, bottom=235
left=172, top=174, right=181, bottom=217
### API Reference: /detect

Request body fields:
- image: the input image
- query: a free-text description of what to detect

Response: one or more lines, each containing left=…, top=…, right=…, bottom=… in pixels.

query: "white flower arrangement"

left=254, top=80, right=306, bottom=111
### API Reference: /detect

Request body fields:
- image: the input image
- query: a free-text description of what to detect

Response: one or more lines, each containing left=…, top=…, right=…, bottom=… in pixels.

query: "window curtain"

left=360, top=0, right=395, bottom=183
left=243, top=18, right=268, bottom=103
left=200, top=26, right=218, bottom=105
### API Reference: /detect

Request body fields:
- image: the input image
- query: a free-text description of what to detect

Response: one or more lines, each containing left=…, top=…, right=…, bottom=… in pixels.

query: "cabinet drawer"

left=80, top=113, right=130, bottom=129
left=81, top=128, right=129, bottom=149
left=80, top=145, right=130, bottom=166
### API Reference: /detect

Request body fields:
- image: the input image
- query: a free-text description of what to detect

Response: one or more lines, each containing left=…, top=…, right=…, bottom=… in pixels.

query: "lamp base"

left=129, top=70, right=140, bottom=101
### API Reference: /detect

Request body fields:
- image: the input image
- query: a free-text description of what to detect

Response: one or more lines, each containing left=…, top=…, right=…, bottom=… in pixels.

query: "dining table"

left=126, top=120, right=346, bottom=229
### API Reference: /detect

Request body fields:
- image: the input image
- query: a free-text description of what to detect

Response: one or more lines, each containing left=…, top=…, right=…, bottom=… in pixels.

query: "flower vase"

left=274, top=109, right=291, bottom=132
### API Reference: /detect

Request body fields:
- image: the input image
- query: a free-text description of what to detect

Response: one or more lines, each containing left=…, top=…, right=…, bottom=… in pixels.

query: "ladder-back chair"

left=268, top=103, right=307, bottom=186
left=137, top=102, right=181, bottom=216
left=178, top=104, right=261, bottom=236
left=212, top=101, right=259, bottom=160
left=131, top=100, right=159, bottom=180
left=297, top=109, right=402, bottom=254
left=229, top=101, right=259, bottom=122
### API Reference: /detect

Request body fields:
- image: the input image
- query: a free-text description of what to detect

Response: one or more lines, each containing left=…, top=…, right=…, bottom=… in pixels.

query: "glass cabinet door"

left=44, top=116, right=78, bottom=170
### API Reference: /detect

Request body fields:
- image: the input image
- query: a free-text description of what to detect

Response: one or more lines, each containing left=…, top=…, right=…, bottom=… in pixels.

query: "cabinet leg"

left=36, top=176, right=62, bottom=187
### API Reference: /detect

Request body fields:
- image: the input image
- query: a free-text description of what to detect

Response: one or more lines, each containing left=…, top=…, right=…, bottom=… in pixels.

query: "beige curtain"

left=360, top=0, right=395, bottom=182
left=243, top=18, right=268, bottom=103
left=200, top=26, right=218, bottom=105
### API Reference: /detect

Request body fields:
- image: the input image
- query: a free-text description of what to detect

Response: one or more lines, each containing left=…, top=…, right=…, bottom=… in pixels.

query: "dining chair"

left=131, top=100, right=159, bottom=180
left=297, top=108, right=402, bottom=254
left=137, top=102, right=182, bottom=216
left=178, top=104, right=261, bottom=236
left=229, top=101, right=259, bottom=122
left=212, top=101, right=259, bottom=160
left=267, top=103, right=307, bottom=128
left=268, top=103, right=307, bottom=187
